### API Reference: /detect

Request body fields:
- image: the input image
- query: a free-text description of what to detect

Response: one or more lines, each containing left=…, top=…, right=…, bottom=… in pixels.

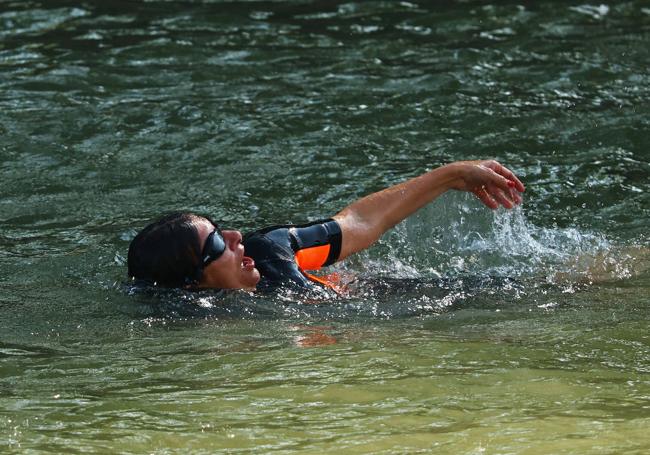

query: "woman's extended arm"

left=332, top=160, right=525, bottom=261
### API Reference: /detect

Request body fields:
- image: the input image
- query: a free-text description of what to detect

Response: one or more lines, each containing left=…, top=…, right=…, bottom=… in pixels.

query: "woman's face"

left=193, top=218, right=260, bottom=290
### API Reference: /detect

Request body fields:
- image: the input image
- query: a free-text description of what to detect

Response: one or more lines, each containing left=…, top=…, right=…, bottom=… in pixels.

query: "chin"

left=241, top=270, right=261, bottom=289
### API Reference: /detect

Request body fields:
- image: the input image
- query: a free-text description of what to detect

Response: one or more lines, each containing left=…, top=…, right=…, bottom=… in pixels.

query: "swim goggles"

left=184, top=223, right=227, bottom=286
left=201, top=226, right=226, bottom=267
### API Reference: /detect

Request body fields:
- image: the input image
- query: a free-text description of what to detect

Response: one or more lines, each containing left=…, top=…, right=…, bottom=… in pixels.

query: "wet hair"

left=127, top=212, right=206, bottom=288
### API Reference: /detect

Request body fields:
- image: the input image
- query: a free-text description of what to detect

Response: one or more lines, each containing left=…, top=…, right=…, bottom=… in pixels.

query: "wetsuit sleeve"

left=290, top=219, right=342, bottom=271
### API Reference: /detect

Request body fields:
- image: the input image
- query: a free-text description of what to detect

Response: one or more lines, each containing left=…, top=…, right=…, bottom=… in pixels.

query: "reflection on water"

left=1, top=0, right=650, bottom=453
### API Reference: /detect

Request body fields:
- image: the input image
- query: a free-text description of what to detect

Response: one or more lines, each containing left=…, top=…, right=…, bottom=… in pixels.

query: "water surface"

left=1, top=1, right=650, bottom=453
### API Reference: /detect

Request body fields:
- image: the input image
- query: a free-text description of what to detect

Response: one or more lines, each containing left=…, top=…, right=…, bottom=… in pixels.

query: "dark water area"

left=1, top=1, right=650, bottom=453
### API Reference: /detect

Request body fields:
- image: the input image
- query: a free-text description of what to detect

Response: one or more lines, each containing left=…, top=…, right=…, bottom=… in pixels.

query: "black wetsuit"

left=242, top=219, right=342, bottom=291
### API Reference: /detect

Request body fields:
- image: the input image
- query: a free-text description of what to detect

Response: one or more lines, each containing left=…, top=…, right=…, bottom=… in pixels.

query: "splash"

left=476, top=206, right=650, bottom=286
left=471, top=207, right=610, bottom=276
left=355, top=192, right=648, bottom=287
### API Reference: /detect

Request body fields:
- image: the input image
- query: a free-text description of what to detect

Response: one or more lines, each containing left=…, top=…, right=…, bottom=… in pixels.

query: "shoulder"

left=243, top=226, right=292, bottom=261
left=243, top=218, right=342, bottom=267
left=242, top=225, right=311, bottom=289
left=243, top=219, right=341, bottom=249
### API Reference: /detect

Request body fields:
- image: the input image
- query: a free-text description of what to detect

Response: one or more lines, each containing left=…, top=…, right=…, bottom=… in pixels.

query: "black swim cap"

left=127, top=212, right=202, bottom=287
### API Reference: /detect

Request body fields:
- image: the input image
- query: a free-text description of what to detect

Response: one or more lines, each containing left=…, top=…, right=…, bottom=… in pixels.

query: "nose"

left=221, top=230, right=242, bottom=249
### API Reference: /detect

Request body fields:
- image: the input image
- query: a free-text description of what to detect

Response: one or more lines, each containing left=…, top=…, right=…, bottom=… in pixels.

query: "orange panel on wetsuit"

left=302, top=271, right=345, bottom=294
left=295, top=244, right=331, bottom=271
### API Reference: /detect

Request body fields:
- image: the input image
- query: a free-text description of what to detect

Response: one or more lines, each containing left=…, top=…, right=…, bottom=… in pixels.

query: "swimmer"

left=127, top=160, right=525, bottom=292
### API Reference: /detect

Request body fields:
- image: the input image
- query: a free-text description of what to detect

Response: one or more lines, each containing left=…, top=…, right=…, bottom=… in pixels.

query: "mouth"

left=242, top=256, right=255, bottom=271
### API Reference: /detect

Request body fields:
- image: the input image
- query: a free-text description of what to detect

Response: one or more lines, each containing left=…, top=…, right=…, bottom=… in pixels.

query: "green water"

left=2, top=1, right=650, bottom=453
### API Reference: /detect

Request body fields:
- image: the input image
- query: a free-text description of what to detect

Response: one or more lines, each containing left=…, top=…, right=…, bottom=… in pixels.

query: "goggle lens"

left=202, top=228, right=226, bottom=266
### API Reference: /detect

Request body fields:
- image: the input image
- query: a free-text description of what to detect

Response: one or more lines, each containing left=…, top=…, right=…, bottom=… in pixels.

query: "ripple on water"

left=1, top=1, right=650, bottom=453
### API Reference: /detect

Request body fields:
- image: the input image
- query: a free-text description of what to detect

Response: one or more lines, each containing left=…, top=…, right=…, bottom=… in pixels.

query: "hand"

left=450, top=160, right=526, bottom=209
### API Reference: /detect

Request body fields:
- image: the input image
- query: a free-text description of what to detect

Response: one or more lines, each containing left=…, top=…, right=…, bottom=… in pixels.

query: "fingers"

left=473, top=184, right=522, bottom=209
left=463, top=160, right=525, bottom=209
left=488, top=183, right=515, bottom=209
left=489, top=170, right=517, bottom=194
left=473, top=186, right=499, bottom=209
left=508, top=186, right=523, bottom=205
left=487, top=161, right=526, bottom=192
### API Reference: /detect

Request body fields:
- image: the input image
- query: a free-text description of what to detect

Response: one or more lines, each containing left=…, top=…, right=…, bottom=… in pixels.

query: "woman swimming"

left=127, top=160, right=525, bottom=291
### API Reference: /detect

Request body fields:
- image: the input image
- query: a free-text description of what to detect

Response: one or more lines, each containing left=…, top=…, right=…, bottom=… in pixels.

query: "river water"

left=1, top=1, right=650, bottom=453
